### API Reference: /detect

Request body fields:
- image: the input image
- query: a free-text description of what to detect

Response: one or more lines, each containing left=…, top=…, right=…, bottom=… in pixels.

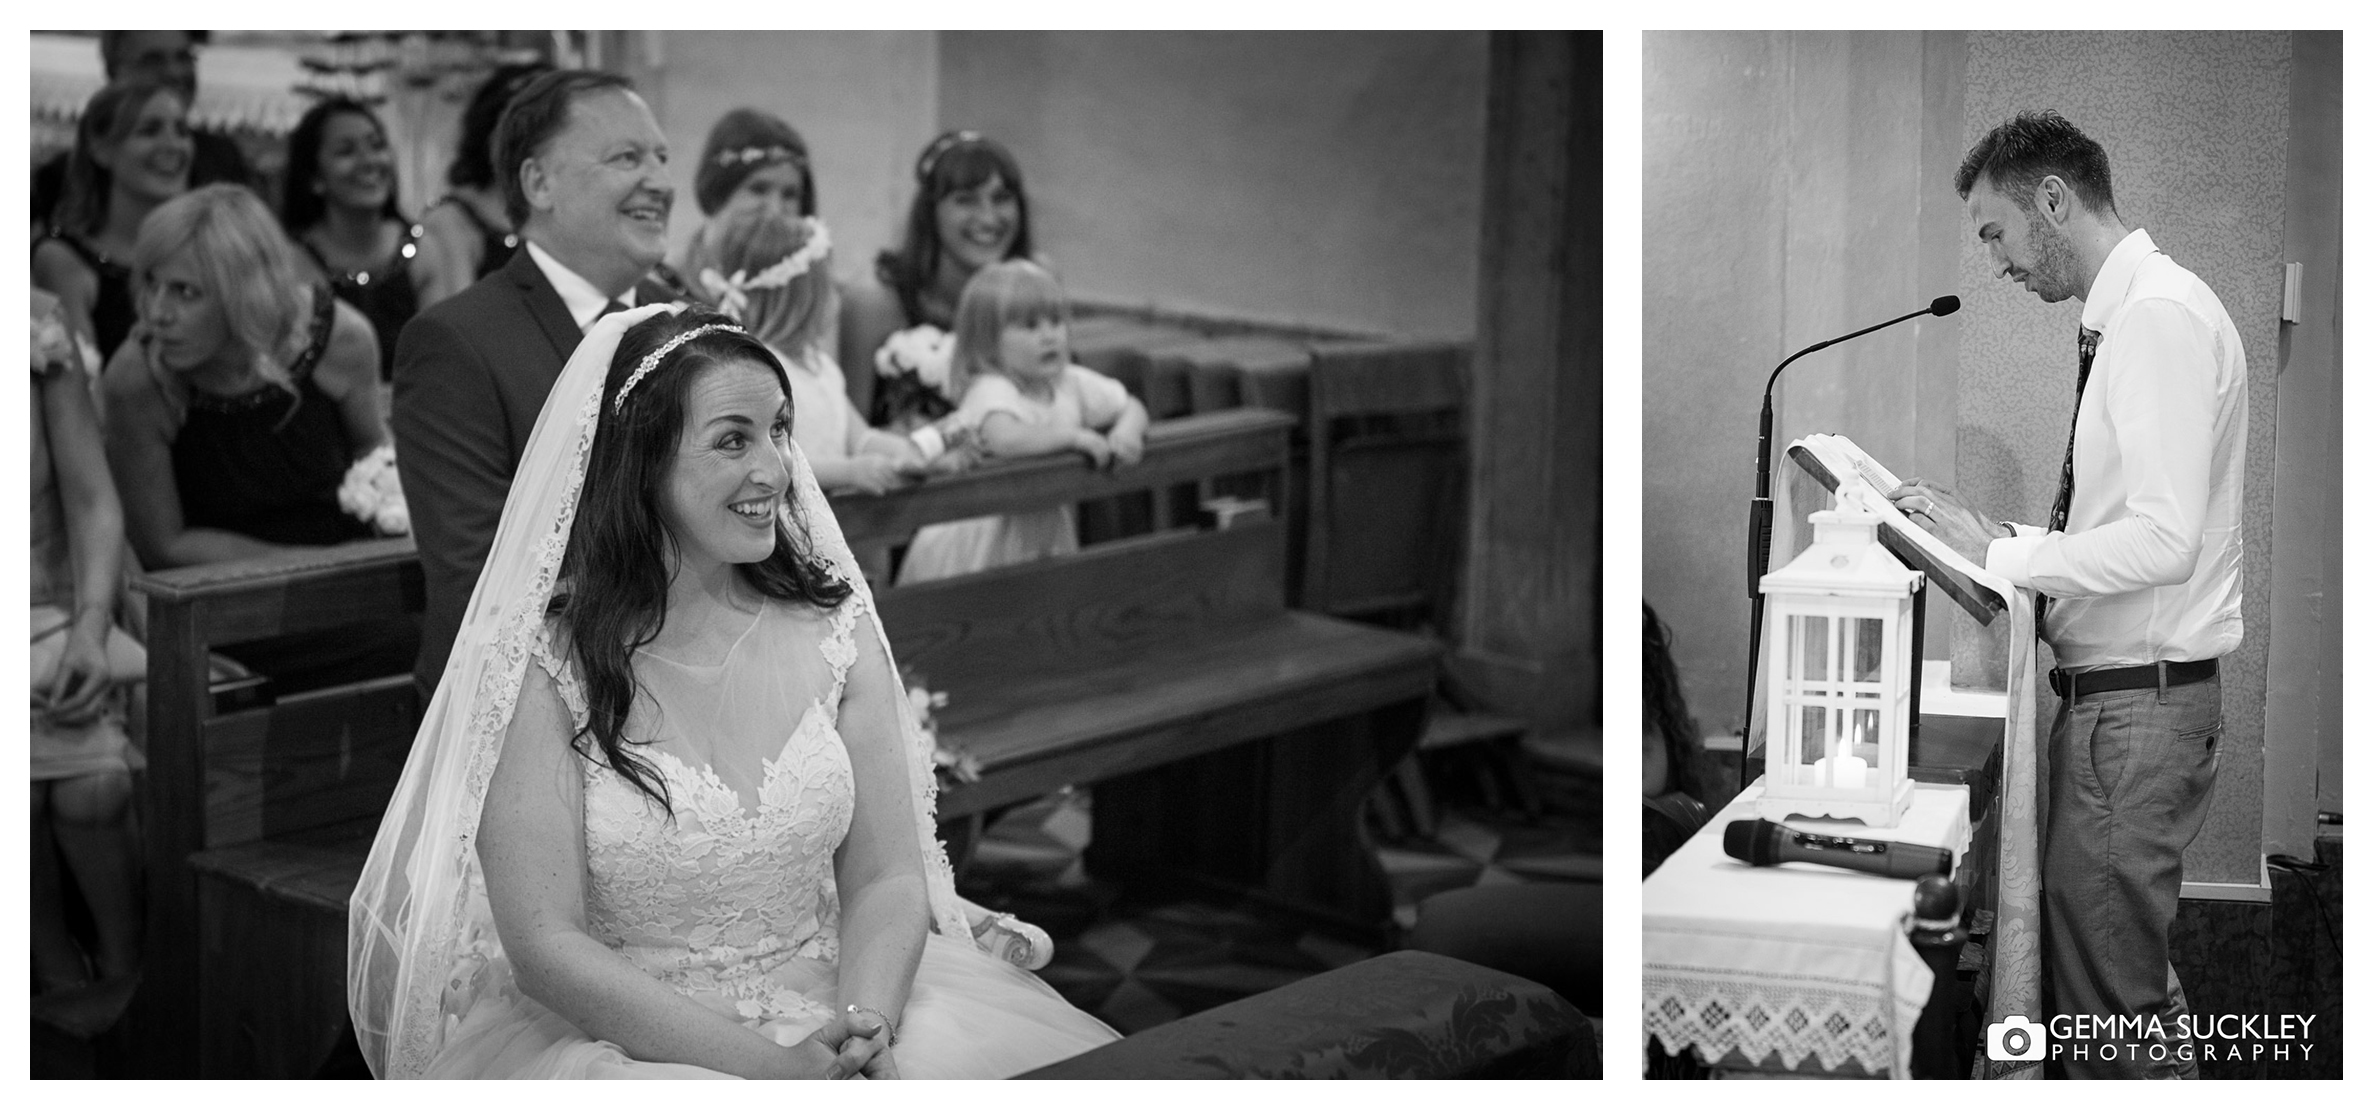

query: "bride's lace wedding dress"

left=420, top=598, right=1117, bottom=1079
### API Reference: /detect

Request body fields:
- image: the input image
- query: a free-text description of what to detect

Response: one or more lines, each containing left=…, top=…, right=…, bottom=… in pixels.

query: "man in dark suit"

left=393, top=69, right=682, bottom=693
left=32, top=31, right=252, bottom=226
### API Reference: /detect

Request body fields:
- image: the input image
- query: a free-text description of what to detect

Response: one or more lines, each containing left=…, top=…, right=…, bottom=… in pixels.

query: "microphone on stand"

left=1741, top=296, right=1961, bottom=782
left=1722, top=818, right=1955, bottom=881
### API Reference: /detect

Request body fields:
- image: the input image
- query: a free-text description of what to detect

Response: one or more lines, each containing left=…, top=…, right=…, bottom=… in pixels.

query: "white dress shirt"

left=525, top=241, right=636, bottom=332
left=1984, top=228, right=2247, bottom=669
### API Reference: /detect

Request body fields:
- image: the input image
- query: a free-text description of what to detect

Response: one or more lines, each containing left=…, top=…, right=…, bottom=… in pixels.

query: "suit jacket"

left=392, top=246, right=679, bottom=692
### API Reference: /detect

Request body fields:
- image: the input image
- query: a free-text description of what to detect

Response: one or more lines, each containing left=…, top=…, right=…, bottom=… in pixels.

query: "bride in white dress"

left=347, top=304, right=1117, bottom=1078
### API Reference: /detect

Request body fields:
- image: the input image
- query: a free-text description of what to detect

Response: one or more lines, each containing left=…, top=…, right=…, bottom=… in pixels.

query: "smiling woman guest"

left=34, top=76, right=194, bottom=367
left=282, top=97, right=466, bottom=381
left=838, top=131, right=1037, bottom=423
left=31, top=32, right=255, bottom=230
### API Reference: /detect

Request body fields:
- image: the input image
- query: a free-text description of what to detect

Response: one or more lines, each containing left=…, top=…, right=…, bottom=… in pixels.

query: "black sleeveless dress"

left=40, top=228, right=137, bottom=366
left=170, top=285, right=374, bottom=546
left=304, top=222, right=423, bottom=381
left=432, top=194, right=520, bottom=279
left=172, top=285, right=419, bottom=696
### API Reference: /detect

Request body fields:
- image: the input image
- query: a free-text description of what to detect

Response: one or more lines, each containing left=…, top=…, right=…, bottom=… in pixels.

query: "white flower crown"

left=613, top=322, right=749, bottom=415
left=698, top=217, right=833, bottom=323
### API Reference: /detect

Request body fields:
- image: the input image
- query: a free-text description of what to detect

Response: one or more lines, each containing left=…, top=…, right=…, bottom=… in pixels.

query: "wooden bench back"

left=860, top=406, right=1293, bottom=689
left=135, top=538, right=426, bottom=850
left=129, top=538, right=425, bottom=1075
left=1303, top=340, right=1470, bottom=623
left=828, top=407, right=1295, bottom=547
left=879, top=519, right=1286, bottom=694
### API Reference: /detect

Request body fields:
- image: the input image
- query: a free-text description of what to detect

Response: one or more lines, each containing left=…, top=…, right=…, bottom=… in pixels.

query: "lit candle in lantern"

left=1814, top=753, right=1869, bottom=790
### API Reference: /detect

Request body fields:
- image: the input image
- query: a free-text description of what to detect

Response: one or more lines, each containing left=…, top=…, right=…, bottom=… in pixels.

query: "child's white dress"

left=771, top=345, right=867, bottom=466
left=896, top=365, right=1132, bottom=584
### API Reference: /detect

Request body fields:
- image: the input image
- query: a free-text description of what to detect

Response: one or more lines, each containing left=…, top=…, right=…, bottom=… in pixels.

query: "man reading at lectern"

left=1887, top=110, right=2245, bottom=1081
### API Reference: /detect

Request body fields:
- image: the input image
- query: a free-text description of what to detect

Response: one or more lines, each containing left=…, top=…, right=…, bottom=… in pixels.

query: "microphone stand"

left=1744, top=300, right=1957, bottom=787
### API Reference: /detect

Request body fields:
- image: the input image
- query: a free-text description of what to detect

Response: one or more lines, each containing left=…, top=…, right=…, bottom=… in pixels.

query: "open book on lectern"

left=1786, top=433, right=2011, bottom=626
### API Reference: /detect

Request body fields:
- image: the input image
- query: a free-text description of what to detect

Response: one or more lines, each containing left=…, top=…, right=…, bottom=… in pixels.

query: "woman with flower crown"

left=839, top=131, right=1039, bottom=430
left=346, top=304, right=1118, bottom=1078
left=674, top=111, right=829, bottom=338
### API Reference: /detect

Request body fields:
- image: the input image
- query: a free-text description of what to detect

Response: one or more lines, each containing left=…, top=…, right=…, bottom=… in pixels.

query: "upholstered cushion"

left=1019, top=951, right=1595, bottom=1078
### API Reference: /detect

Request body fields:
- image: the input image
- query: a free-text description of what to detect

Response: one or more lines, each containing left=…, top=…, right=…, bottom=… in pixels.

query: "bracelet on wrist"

left=845, top=1004, right=898, bottom=1047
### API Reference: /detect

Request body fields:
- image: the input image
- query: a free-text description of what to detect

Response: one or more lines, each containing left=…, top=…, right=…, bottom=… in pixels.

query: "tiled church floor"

left=955, top=764, right=1600, bottom=1035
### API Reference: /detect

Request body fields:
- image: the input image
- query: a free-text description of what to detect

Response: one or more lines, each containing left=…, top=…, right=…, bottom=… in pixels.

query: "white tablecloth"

left=1643, top=778, right=1972, bottom=1077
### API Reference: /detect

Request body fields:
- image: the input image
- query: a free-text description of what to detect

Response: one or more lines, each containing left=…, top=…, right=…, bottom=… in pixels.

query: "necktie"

left=2038, top=326, right=2100, bottom=632
left=590, top=298, right=628, bottom=331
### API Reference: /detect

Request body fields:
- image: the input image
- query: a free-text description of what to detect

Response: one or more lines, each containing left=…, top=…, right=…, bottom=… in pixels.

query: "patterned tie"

left=2038, top=326, right=2100, bottom=632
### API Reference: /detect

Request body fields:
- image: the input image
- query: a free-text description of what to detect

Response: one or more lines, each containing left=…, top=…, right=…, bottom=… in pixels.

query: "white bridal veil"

left=346, top=304, right=973, bottom=1078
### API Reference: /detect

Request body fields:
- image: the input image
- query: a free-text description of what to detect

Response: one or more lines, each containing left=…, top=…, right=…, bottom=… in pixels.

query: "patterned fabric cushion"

left=1019, top=951, right=1595, bottom=1078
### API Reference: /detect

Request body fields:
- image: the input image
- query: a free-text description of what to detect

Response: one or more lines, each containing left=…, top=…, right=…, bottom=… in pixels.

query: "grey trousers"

left=2041, top=674, right=2221, bottom=1079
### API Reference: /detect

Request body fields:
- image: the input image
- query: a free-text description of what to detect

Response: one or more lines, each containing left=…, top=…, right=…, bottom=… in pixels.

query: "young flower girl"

left=896, top=260, right=1147, bottom=584
left=700, top=207, right=973, bottom=495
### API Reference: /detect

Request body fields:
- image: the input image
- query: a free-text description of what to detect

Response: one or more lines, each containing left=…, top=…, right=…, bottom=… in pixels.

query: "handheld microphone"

left=1722, top=818, right=1954, bottom=881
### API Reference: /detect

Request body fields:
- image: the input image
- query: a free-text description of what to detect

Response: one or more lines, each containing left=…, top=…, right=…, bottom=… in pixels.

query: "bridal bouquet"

left=903, top=668, right=980, bottom=784
left=870, top=324, right=959, bottom=432
left=337, top=443, right=410, bottom=536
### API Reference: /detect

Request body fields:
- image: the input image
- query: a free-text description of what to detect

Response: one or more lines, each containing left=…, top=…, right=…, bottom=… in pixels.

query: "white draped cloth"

left=1976, top=590, right=2045, bottom=1079
left=1643, top=779, right=1973, bottom=1077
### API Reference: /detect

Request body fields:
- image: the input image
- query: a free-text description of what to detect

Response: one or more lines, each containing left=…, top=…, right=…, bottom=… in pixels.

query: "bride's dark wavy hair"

left=551, top=306, right=853, bottom=814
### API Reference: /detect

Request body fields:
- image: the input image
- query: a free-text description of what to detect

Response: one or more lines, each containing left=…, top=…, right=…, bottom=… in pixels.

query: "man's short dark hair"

left=1955, top=109, right=2117, bottom=216
left=97, top=30, right=205, bottom=76
left=493, top=68, right=636, bottom=228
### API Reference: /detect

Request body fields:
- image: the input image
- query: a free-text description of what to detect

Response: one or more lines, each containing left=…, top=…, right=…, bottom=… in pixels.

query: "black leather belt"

left=2049, top=658, right=2218, bottom=699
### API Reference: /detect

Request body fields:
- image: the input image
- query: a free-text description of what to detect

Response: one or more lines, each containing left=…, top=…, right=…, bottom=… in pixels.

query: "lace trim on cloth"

left=1643, top=970, right=1921, bottom=1076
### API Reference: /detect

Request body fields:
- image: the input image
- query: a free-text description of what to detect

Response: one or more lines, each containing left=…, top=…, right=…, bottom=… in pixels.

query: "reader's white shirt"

left=1984, top=228, right=2246, bottom=669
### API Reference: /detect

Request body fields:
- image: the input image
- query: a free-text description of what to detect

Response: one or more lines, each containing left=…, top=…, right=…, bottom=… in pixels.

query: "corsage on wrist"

left=337, top=443, right=410, bottom=535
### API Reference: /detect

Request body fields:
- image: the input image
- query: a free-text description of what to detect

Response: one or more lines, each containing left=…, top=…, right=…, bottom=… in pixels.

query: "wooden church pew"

left=108, top=408, right=1436, bottom=1076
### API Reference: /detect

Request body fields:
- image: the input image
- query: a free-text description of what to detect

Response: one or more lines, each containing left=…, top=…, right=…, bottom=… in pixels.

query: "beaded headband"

left=698, top=217, right=832, bottom=323
left=714, top=143, right=806, bottom=171
left=613, top=323, right=747, bottom=415
left=916, top=130, right=986, bottom=182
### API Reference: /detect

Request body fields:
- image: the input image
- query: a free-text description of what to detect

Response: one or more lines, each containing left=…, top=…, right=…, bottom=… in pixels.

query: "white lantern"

left=1756, top=480, right=1921, bottom=827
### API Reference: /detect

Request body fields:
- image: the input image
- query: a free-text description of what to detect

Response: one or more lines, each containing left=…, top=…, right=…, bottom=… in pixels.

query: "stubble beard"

left=2025, top=211, right=2083, bottom=304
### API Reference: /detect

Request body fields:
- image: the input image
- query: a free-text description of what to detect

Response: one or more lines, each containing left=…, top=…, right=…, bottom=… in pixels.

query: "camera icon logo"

left=1987, top=1015, right=2048, bottom=1061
